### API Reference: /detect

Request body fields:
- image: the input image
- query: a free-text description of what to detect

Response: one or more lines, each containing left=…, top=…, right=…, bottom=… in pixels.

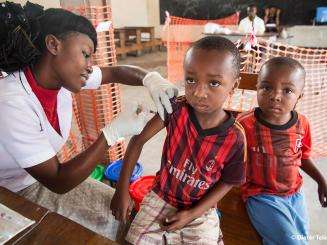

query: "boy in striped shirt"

left=238, top=57, right=327, bottom=245
left=110, top=36, right=247, bottom=244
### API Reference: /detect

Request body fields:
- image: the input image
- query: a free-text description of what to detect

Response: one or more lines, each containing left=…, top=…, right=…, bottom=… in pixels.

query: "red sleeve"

left=164, top=96, right=184, bottom=126
left=301, top=118, right=311, bottom=159
left=220, top=129, right=247, bottom=185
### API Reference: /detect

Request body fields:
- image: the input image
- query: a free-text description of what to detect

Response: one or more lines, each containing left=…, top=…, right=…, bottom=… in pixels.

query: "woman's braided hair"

left=0, top=1, right=44, bottom=73
left=0, top=1, right=97, bottom=73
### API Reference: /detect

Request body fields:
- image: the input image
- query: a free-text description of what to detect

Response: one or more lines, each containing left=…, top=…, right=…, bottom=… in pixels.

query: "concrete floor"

left=118, top=51, right=327, bottom=244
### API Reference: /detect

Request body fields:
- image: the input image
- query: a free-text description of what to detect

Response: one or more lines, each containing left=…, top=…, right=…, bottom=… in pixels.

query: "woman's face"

left=52, top=33, right=94, bottom=93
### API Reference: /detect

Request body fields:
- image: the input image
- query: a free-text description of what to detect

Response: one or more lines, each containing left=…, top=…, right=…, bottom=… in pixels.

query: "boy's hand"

left=318, top=180, right=327, bottom=207
left=160, top=210, right=196, bottom=232
left=110, top=189, right=133, bottom=223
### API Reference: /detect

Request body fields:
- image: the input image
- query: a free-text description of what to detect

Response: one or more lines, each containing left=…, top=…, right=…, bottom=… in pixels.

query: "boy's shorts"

left=126, top=191, right=223, bottom=245
left=246, top=190, right=309, bottom=245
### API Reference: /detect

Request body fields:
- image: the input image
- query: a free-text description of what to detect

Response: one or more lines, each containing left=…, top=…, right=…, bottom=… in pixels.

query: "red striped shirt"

left=152, top=97, right=247, bottom=208
left=238, top=108, right=311, bottom=200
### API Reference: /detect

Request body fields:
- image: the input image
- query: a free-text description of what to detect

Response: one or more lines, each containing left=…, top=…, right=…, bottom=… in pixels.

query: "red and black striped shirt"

left=152, top=97, right=247, bottom=208
left=238, top=108, right=311, bottom=201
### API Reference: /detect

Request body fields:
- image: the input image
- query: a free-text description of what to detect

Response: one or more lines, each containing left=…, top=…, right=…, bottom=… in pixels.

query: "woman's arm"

left=25, top=133, right=108, bottom=194
left=276, top=9, right=281, bottom=27
left=100, top=65, right=147, bottom=86
left=24, top=107, right=148, bottom=194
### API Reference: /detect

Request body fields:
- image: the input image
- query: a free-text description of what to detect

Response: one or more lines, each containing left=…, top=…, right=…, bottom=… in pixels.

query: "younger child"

left=238, top=57, right=327, bottom=245
left=110, top=36, right=247, bottom=244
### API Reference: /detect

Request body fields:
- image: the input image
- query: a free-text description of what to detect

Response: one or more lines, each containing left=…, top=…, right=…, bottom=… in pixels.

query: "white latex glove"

left=101, top=104, right=149, bottom=146
left=142, top=71, right=178, bottom=120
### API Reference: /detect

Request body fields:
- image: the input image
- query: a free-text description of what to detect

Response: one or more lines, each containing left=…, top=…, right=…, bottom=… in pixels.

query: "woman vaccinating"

left=0, top=1, right=177, bottom=240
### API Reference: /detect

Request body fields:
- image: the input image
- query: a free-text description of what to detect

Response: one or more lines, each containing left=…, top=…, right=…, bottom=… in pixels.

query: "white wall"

left=285, top=26, right=327, bottom=48
left=146, top=0, right=160, bottom=29
left=11, top=0, right=161, bottom=36
left=111, top=0, right=147, bottom=27
left=10, top=0, right=60, bottom=8
left=111, top=0, right=161, bottom=37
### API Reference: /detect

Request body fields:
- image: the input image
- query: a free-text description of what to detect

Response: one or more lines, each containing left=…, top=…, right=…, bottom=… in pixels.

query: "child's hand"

left=160, top=210, right=196, bottom=232
left=318, top=180, right=327, bottom=207
left=110, top=189, right=133, bottom=223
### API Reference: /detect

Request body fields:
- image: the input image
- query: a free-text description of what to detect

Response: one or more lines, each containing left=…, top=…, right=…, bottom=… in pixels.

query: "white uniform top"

left=238, top=16, right=266, bottom=35
left=0, top=66, right=102, bottom=192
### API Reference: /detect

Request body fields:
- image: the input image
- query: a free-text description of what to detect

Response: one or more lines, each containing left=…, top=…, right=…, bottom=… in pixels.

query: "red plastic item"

left=129, top=176, right=155, bottom=211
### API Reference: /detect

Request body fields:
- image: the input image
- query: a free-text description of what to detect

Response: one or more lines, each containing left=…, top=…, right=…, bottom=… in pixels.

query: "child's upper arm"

left=137, top=96, right=181, bottom=144
left=136, top=113, right=165, bottom=145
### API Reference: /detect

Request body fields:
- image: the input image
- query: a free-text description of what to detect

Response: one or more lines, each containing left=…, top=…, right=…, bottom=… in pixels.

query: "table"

left=203, top=33, right=278, bottom=43
left=0, top=187, right=117, bottom=245
left=203, top=32, right=294, bottom=45
left=114, top=26, right=162, bottom=58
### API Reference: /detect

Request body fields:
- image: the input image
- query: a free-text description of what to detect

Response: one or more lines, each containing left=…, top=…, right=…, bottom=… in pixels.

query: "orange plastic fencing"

left=164, top=13, right=239, bottom=86
left=167, top=13, right=240, bottom=26
left=58, top=1, right=125, bottom=163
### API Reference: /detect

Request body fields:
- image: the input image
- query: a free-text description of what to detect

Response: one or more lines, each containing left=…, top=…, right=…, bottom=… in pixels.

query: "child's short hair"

left=259, top=57, right=306, bottom=86
left=258, top=56, right=305, bottom=90
left=189, top=36, right=241, bottom=79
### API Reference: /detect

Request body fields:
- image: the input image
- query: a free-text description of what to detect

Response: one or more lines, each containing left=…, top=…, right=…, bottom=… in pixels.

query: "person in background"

left=238, top=4, right=265, bottom=35
left=0, top=1, right=177, bottom=240
left=264, top=6, right=281, bottom=33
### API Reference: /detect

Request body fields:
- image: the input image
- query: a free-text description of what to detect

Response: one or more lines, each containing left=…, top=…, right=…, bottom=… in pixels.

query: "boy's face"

left=257, top=64, right=304, bottom=121
left=184, top=48, right=238, bottom=115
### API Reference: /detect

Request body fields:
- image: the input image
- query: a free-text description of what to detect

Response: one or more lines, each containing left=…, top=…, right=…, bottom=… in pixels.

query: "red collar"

left=23, top=67, right=60, bottom=99
left=24, top=67, right=61, bottom=134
